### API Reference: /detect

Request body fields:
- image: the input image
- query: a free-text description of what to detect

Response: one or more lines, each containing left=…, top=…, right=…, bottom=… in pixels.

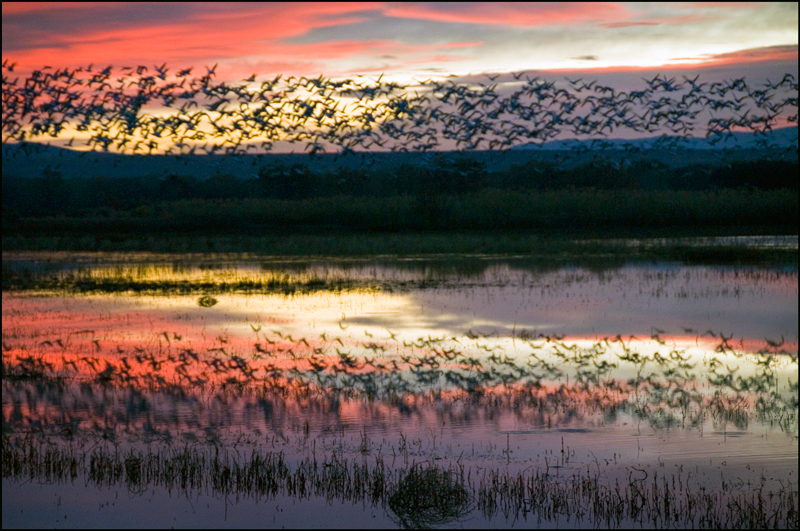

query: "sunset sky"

left=3, top=2, right=797, bottom=82
left=2, top=2, right=798, bottom=152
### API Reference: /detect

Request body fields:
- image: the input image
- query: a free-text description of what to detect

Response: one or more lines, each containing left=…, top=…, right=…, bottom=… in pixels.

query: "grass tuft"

left=388, top=466, right=473, bottom=528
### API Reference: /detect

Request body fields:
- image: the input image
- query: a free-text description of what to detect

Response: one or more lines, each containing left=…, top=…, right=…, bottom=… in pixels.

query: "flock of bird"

left=4, top=324, right=794, bottom=443
left=2, top=60, right=797, bottom=157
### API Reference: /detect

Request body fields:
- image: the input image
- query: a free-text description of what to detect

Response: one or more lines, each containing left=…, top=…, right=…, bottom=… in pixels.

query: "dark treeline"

left=2, top=156, right=798, bottom=234
left=4, top=156, right=797, bottom=212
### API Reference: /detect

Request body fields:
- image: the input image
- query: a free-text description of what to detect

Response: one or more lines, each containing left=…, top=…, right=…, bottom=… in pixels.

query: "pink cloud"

left=3, top=1, right=489, bottom=82
left=2, top=3, right=382, bottom=75
left=2, top=2, right=795, bottom=83
left=443, top=41, right=483, bottom=49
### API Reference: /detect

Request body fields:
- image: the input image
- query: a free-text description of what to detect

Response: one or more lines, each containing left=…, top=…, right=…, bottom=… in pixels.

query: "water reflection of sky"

left=128, top=262, right=797, bottom=346
left=398, top=265, right=798, bottom=341
left=17, top=258, right=796, bottom=341
left=3, top=257, right=798, bottom=527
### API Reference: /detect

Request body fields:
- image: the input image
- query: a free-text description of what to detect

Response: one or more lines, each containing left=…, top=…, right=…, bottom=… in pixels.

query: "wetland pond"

left=2, top=237, right=798, bottom=528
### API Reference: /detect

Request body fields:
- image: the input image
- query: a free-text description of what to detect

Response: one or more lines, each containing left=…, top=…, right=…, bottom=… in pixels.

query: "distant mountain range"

left=2, top=127, right=797, bottom=180
left=513, top=126, right=798, bottom=151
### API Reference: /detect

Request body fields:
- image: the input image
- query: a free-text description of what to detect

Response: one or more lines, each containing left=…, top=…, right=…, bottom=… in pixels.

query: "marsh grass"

left=4, top=187, right=797, bottom=235
left=2, top=262, right=380, bottom=294
left=3, top=186, right=797, bottom=258
left=3, top=237, right=797, bottom=294
left=3, top=435, right=796, bottom=529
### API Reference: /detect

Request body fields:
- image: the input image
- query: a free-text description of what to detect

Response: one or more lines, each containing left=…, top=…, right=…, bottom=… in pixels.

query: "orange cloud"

left=443, top=41, right=483, bottom=49
left=1, top=2, right=98, bottom=15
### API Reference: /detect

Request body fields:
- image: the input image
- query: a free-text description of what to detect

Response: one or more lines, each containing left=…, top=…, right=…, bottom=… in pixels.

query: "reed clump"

left=388, top=466, right=473, bottom=528
left=3, top=435, right=796, bottom=529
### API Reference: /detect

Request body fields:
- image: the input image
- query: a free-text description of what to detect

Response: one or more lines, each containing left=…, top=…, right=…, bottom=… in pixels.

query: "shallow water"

left=3, top=248, right=798, bottom=528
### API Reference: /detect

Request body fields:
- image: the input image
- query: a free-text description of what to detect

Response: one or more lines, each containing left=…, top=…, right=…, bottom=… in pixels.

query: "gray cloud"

left=2, top=3, right=195, bottom=51
left=283, top=15, right=491, bottom=47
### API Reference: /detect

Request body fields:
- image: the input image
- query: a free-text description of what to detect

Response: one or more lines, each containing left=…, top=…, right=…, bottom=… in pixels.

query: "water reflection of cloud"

left=403, top=266, right=798, bottom=341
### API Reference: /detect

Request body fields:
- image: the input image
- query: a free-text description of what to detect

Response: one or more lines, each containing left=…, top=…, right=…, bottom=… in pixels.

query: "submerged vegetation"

left=3, top=234, right=798, bottom=275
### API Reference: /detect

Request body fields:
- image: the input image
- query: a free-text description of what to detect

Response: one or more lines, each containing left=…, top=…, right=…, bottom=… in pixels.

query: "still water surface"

left=3, top=248, right=798, bottom=528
